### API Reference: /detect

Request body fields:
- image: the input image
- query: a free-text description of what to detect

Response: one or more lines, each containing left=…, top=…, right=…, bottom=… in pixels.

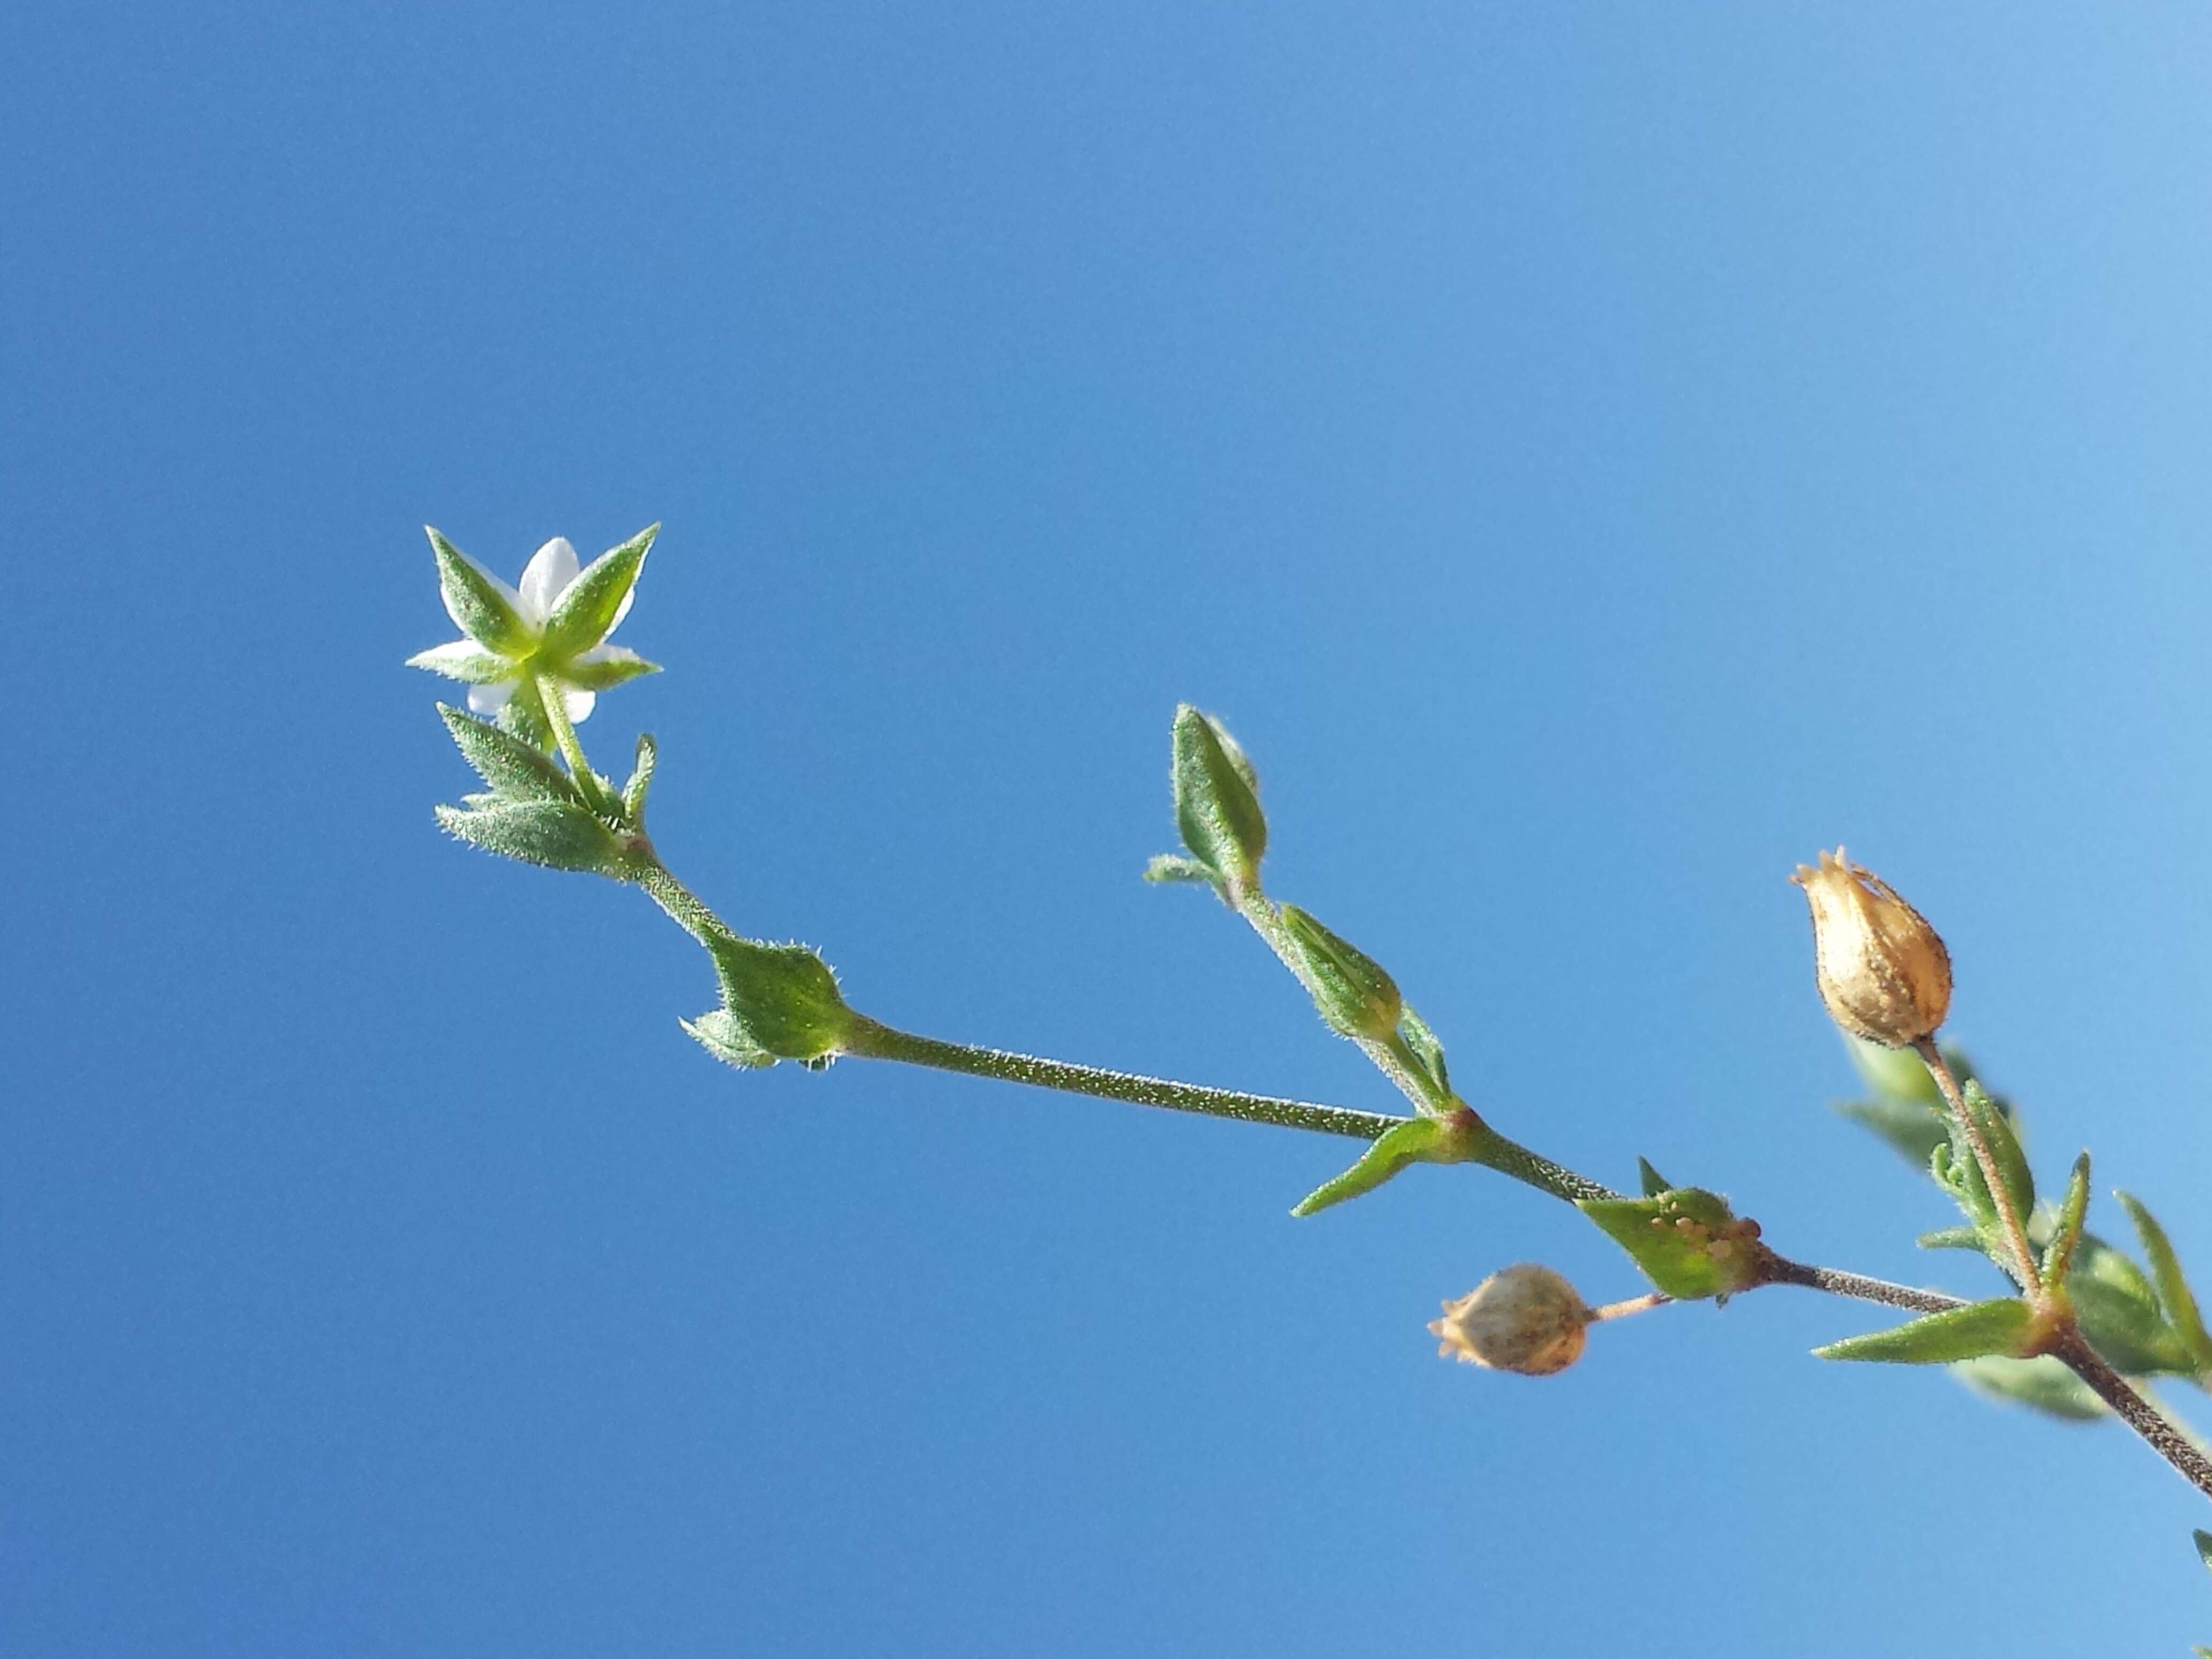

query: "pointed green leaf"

left=406, top=641, right=516, bottom=684
left=434, top=798, right=621, bottom=874
left=1814, top=1297, right=2034, bottom=1365
left=1917, top=1226, right=1985, bottom=1252
left=427, top=527, right=532, bottom=654
left=681, top=1008, right=774, bottom=1070
left=705, top=937, right=853, bottom=1062
left=1578, top=1187, right=1760, bottom=1301
left=1169, top=705, right=1266, bottom=890
left=1637, top=1157, right=1673, bottom=1199
left=496, top=677, right=554, bottom=751
left=437, top=705, right=579, bottom=804
left=560, top=645, right=662, bottom=691
left=1292, top=1116, right=1451, bottom=1217
left=2041, top=1153, right=2091, bottom=1284
left=2117, top=1192, right=2212, bottom=1372
left=621, top=733, right=657, bottom=825
left=2195, top=1529, right=2212, bottom=1574
left=1279, top=905, right=1402, bottom=1042
left=540, top=524, right=656, bottom=659
left=1951, top=1355, right=2106, bottom=1421
left=1962, top=1079, right=2034, bottom=1219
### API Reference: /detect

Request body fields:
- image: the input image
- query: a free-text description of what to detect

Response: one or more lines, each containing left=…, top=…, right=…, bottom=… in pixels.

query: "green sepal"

left=622, top=733, right=658, bottom=825
left=2070, top=1233, right=2197, bottom=1376
left=1813, top=1297, right=2034, bottom=1365
left=1917, top=1226, right=1984, bottom=1251
left=1637, top=1157, right=1673, bottom=1198
left=1142, top=854, right=1215, bottom=885
left=407, top=641, right=517, bottom=684
left=540, top=523, right=656, bottom=659
left=706, top=937, right=854, bottom=1062
left=1396, top=1007, right=1451, bottom=1098
left=681, top=1008, right=774, bottom=1070
left=433, top=798, right=622, bottom=875
left=2116, top=1192, right=2212, bottom=1373
left=1577, top=1186, right=1760, bottom=1301
left=437, top=705, right=580, bottom=804
left=427, top=527, right=532, bottom=654
left=560, top=645, right=662, bottom=691
left=1279, top=905, right=1403, bottom=1042
left=1169, top=705, right=1266, bottom=890
left=1291, top=1115, right=1470, bottom=1217
left=2041, top=1153, right=2091, bottom=1285
left=1951, top=1355, right=2106, bottom=1421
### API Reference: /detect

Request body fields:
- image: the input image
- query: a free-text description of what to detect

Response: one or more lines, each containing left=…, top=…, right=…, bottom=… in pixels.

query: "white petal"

left=468, top=679, right=518, bottom=714
left=517, top=537, right=580, bottom=624
left=561, top=685, right=597, bottom=723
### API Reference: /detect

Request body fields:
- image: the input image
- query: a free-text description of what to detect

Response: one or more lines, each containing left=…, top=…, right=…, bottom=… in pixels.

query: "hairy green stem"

left=842, top=1016, right=1403, bottom=1139
left=535, top=672, right=615, bottom=817
left=2048, top=1328, right=2212, bottom=1503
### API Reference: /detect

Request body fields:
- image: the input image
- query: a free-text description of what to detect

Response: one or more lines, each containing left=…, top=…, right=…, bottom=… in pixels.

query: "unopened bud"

left=1429, top=1263, right=1590, bottom=1376
left=1790, top=847, right=1951, bottom=1049
left=1279, top=904, right=1403, bottom=1041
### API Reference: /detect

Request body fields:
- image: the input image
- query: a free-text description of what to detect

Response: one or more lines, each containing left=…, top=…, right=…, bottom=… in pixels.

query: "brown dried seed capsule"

left=1790, top=847, right=1952, bottom=1049
left=1429, top=1264, right=1592, bottom=1377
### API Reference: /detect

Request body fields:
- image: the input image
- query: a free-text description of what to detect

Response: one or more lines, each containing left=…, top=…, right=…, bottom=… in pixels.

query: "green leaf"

left=434, top=798, right=621, bottom=875
left=2195, top=1529, right=2212, bottom=1574
left=496, top=677, right=554, bottom=751
left=406, top=641, right=516, bottom=684
left=1292, top=1116, right=1456, bottom=1217
left=1637, top=1157, right=1673, bottom=1199
left=559, top=644, right=662, bottom=691
left=427, top=527, right=532, bottom=654
left=2041, top=1153, right=2091, bottom=1284
left=1577, top=1187, right=1760, bottom=1301
left=2117, top=1192, right=2212, bottom=1372
left=705, top=937, right=854, bottom=1062
left=621, top=733, right=657, bottom=825
left=1279, top=905, right=1402, bottom=1042
left=2060, top=1235, right=2194, bottom=1375
left=1836, top=1094, right=1949, bottom=1169
left=1951, top=1355, right=2106, bottom=1421
left=1844, top=1033, right=1945, bottom=1106
left=1917, top=1226, right=1984, bottom=1251
left=1169, top=705, right=1267, bottom=890
left=1396, top=1007, right=1451, bottom=1098
left=437, top=705, right=579, bottom=804
left=1142, top=854, right=1216, bottom=885
left=540, top=523, right=657, bottom=659
left=681, top=1008, right=774, bottom=1070
left=1962, top=1079, right=2034, bottom=1219
left=1814, top=1297, right=2034, bottom=1365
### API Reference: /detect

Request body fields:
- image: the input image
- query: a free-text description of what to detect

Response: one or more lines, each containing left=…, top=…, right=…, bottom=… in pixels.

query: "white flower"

left=408, top=527, right=661, bottom=726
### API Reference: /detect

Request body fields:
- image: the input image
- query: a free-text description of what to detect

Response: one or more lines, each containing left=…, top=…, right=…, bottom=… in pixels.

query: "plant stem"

left=1590, top=1292, right=1669, bottom=1321
left=1467, top=1123, right=1621, bottom=1204
left=842, top=1015, right=1406, bottom=1140
left=535, top=672, right=614, bottom=816
left=2047, top=1327, right=2212, bottom=1503
left=1758, top=1255, right=1968, bottom=1316
left=1915, top=1038, right=2041, bottom=1296
left=629, top=854, right=739, bottom=950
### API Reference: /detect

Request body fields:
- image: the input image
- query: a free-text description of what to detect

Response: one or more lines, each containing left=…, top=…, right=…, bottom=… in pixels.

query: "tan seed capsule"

left=1429, top=1263, right=1591, bottom=1377
left=1790, top=847, right=1952, bottom=1049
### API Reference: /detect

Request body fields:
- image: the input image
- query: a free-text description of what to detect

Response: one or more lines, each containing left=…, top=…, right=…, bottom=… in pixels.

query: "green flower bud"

left=707, top=937, right=854, bottom=1063
left=1170, top=705, right=1267, bottom=892
left=1279, top=905, right=1403, bottom=1041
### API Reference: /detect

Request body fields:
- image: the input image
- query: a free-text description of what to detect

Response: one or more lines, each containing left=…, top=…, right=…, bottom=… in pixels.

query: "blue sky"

left=9, top=1, right=2212, bottom=1651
